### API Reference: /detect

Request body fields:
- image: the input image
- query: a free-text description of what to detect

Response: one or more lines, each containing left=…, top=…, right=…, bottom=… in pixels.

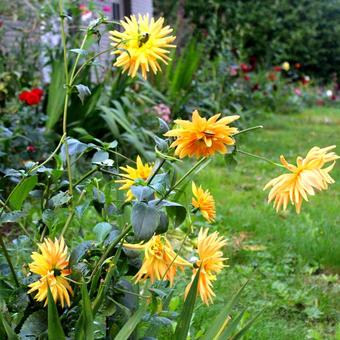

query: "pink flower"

left=102, top=5, right=111, bottom=13
left=154, top=103, right=171, bottom=122
left=229, top=66, right=238, bottom=76
left=294, top=88, right=302, bottom=96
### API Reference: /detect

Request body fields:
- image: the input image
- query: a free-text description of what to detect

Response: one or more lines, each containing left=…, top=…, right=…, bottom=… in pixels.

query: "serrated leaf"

left=9, top=175, right=38, bottom=210
left=76, top=84, right=91, bottom=104
left=47, top=287, right=65, bottom=340
left=131, top=202, right=160, bottom=241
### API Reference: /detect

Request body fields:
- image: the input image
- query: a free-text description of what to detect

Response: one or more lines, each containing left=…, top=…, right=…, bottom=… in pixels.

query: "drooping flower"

left=185, top=229, right=227, bottom=305
left=264, top=146, right=339, bottom=213
left=116, top=156, right=153, bottom=201
left=164, top=110, right=239, bottom=159
left=124, top=235, right=191, bottom=285
left=192, top=182, right=216, bottom=222
left=27, top=237, right=73, bottom=308
left=282, top=61, right=290, bottom=71
left=109, top=15, right=176, bottom=79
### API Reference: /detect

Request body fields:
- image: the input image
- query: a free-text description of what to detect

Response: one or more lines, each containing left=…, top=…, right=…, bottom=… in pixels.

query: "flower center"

left=138, top=32, right=150, bottom=47
left=53, top=268, right=62, bottom=277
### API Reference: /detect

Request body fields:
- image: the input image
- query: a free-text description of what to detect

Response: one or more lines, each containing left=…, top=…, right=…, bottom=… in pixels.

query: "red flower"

left=295, top=63, right=301, bottom=69
left=26, top=145, right=36, bottom=153
left=244, top=75, right=250, bottom=81
left=18, top=88, right=43, bottom=106
left=240, top=63, right=253, bottom=73
left=19, top=91, right=30, bottom=102
left=316, top=99, right=324, bottom=106
left=31, top=88, right=44, bottom=98
left=273, top=66, right=282, bottom=72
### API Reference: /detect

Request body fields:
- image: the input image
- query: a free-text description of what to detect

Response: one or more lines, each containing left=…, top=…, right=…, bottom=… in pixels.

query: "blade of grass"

left=173, top=267, right=201, bottom=339
left=47, top=287, right=65, bottom=340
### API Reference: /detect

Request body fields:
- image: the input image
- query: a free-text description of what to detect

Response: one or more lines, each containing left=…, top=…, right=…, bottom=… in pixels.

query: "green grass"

left=192, top=107, right=340, bottom=339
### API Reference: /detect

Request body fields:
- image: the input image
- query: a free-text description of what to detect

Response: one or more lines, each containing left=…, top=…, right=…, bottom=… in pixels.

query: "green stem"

left=234, top=125, right=263, bottom=136
left=157, top=157, right=207, bottom=204
left=90, top=225, right=131, bottom=281
left=238, top=150, right=284, bottom=168
left=0, top=233, right=20, bottom=287
left=100, top=168, right=134, bottom=181
left=73, top=166, right=98, bottom=187
left=29, top=133, right=66, bottom=174
left=69, top=32, right=89, bottom=84
left=147, top=158, right=166, bottom=185
left=71, top=47, right=115, bottom=83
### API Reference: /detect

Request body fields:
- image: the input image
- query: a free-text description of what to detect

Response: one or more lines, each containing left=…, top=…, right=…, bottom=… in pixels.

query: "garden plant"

left=0, top=1, right=339, bottom=339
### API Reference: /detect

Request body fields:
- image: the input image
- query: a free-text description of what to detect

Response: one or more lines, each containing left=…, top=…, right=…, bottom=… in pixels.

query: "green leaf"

left=0, top=313, right=18, bottom=339
left=20, top=310, right=47, bottom=338
left=131, top=202, right=160, bottom=241
left=173, top=267, right=201, bottom=339
left=114, top=305, right=146, bottom=340
left=69, top=241, right=95, bottom=266
left=76, top=84, right=91, bottom=104
left=9, top=175, right=37, bottom=210
left=47, top=287, right=65, bottom=340
left=70, top=48, right=88, bottom=56
left=91, top=151, right=109, bottom=164
left=0, top=211, right=26, bottom=223
left=218, top=309, right=246, bottom=339
left=49, top=191, right=72, bottom=208
left=93, top=222, right=112, bottom=242
left=202, top=278, right=251, bottom=340
left=46, top=59, right=65, bottom=129
left=75, top=283, right=94, bottom=340
left=230, top=310, right=263, bottom=340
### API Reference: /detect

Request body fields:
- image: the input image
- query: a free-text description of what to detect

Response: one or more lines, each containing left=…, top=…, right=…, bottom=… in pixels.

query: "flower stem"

left=90, top=225, right=131, bottom=281
left=234, top=125, right=263, bottom=136
left=238, top=149, right=284, bottom=168
left=0, top=233, right=20, bottom=287
left=157, top=157, right=207, bottom=204
left=73, top=166, right=98, bottom=187
left=147, top=158, right=166, bottom=185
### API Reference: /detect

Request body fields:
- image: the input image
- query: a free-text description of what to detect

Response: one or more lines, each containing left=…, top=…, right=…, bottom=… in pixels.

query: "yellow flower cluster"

left=124, top=229, right=227, bottom=305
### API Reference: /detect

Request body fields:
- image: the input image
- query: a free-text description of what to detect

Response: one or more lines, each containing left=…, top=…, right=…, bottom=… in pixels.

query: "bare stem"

left=234, top=125, right=263, bottom=136
left=238, top=150, right=284, bottom=168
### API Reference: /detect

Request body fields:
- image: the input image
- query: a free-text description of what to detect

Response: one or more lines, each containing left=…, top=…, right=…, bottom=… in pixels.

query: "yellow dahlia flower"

left=109, top=14, right=176, bottom=79
left=185, top=229, right=227, bottom=305
left=264, top=146, right=339, bottom=213
left=27, top=237, right=73, bottom=308
left=164, top=110, right=239, bottom=158
left=116, top=155, right=153, bottom=201
left=192, top=182, right=216, bottom=222
left=124, top=235, right=191, bottom=285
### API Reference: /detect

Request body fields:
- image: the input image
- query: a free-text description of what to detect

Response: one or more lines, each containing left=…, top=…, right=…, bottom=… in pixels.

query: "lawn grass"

left=192, top=107, right=340, bottom=339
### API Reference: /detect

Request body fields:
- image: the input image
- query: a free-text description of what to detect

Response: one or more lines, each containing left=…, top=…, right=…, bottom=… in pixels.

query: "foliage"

left=155, top=0, right=340, bottom=80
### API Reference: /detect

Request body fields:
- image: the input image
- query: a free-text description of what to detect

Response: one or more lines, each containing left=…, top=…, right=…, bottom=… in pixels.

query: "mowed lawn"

left=192, top=107, right=340, bottom=339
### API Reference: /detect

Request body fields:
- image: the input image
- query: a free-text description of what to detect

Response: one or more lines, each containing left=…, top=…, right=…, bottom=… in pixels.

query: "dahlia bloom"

left=264, top=146, right=339, bottom=213
left=27, top=237, right=73, bottom=308
left=164, top=110, right=239, bottom=159
left=192, top=182, right=216, bottom=222
left=185, top=229, right=227, bottom=305
left=109, top=15, right=176, bottom=79
left=124, top=235, right=191, bottom=285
